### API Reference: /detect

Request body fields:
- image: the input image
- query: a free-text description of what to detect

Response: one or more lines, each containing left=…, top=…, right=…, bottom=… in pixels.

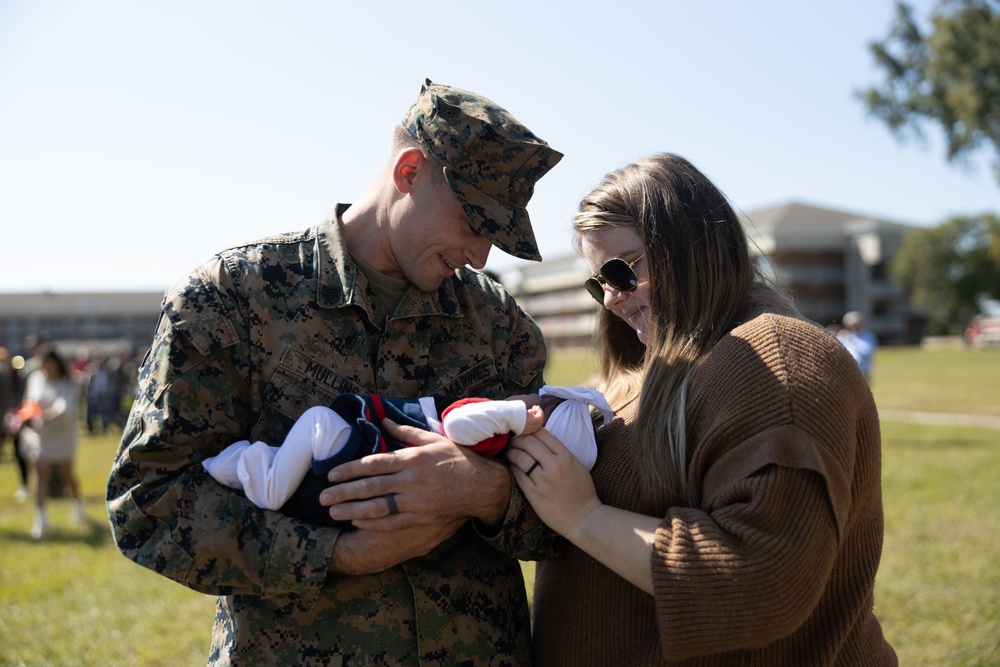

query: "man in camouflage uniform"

left=107, top=79, right=562, bottom=666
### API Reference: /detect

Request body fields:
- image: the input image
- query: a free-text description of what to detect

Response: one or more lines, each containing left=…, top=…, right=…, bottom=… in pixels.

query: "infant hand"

left=522, top=405, right=545, bottom=435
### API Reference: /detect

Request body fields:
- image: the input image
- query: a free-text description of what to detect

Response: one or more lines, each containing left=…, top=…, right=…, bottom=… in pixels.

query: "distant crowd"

left=1, top=332, right=145, bottom=538
left=0, top=332, right=143, bottom=439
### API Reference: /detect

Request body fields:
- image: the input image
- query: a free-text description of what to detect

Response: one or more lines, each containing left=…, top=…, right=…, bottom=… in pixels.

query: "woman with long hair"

left=20, top=347, right=83, bottom=539
left=507, top=154, right=896, bottom=665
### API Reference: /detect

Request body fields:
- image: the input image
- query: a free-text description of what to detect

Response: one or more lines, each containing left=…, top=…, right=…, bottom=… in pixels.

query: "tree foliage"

left=859, top=0, right=1000, bottom=185
left=891, top=213, right=1000, bottom=334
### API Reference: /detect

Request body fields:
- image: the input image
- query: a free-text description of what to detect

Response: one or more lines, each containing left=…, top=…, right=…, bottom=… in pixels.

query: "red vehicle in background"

left=965, top=314, right=1000, bottom=347
left=964, top=297, right=1000, bottom=347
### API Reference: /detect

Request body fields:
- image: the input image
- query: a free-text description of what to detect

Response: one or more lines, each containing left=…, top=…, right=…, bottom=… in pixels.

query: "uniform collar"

left=315, top=204, right=463, bottom=319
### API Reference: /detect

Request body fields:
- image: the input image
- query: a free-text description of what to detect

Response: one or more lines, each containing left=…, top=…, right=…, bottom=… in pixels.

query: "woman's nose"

left=603, top=286, right=626, bottom=310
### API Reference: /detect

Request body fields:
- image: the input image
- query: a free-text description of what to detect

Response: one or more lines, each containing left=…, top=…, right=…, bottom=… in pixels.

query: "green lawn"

left=869, top=346, right=1000, bottom=417
left=876, top=420, right=1000, bottom=665
left=0, top=346, right=998, bottom=665
left=0, top=433, right=216, bottom=666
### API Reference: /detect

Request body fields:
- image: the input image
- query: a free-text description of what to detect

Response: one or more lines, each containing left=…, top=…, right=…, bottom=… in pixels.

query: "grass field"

left=1, top=346, right=998, bottom=665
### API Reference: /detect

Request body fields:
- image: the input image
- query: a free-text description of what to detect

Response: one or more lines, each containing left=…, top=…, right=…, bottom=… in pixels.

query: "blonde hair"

left=575, top=154, right=793, bottom=512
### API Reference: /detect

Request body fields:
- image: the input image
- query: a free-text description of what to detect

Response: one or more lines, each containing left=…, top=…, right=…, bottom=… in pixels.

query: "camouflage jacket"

left=107, top=209, right=546, bottom=666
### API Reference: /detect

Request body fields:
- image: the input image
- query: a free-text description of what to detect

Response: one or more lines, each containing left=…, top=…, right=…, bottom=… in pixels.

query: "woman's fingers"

left=506, top=429, right=572, bottom=482
left=504, top=446, right=540, bottom=478
left=510, top=428, right=568, bottom=460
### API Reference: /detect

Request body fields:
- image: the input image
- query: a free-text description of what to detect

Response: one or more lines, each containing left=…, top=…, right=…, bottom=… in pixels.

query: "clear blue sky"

left=2, top=0, right=998, bottom=293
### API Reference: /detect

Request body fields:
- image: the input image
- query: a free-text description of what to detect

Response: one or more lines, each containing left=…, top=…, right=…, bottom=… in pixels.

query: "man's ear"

left=392, top=147, right=426, bottom=194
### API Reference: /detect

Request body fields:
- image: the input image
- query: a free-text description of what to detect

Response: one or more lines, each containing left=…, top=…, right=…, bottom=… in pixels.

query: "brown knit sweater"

left=531, top=313, right=897, bottom=666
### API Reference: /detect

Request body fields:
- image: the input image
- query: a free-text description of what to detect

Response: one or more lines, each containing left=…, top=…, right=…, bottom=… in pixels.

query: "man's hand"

left=328, top=521, right=465, bottom=575
left=319, top=419, right=512, bottom=530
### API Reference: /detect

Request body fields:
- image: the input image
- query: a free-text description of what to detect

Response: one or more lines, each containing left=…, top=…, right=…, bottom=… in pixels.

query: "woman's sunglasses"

left=584, top=255, right=645, bottom=303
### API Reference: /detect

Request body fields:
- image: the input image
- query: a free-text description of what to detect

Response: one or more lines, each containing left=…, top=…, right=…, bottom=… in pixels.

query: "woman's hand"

left=508, top=428, right=660, bottom=594
left=505, top=428, right=603, bottom=542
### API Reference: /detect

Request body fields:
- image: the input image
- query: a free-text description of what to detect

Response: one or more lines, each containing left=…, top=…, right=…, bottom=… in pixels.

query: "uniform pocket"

left=256, top=347, right=365, bottom=442
left=433, top=358, right=505, bottom=400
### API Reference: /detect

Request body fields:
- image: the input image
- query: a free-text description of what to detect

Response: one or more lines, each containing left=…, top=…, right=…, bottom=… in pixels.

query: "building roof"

left=737, top=201, right=916, bottom=255
left=0, top=291, right=162, bottom=316
left=739, top=201, right=914, bottom=233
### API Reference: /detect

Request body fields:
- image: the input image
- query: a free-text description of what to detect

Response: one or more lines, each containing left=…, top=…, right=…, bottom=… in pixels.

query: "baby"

left=203, top=385, right=613, bottom=527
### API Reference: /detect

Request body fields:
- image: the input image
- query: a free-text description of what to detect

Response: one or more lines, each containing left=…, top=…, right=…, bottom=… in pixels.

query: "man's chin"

left=413, top=275, right=448, bottom=293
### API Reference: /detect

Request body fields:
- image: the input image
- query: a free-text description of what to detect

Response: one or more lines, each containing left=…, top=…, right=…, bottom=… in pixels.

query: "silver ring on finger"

left=385, top=493, right=399, bottom=516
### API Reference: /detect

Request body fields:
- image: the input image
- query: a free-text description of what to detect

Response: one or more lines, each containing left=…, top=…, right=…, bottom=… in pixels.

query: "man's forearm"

left=328, top=529, right=367, bottom=575
left=328, top=520, right=465, bottom=575
left=468, top=455, right=513, bottom=528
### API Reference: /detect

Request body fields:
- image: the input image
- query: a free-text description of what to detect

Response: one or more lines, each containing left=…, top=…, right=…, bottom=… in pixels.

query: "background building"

left=0, top=291, right=162, bottom=358
left=744, top=202, right=924, bottom=343
left=499, top=254, right=596, bottom=348
left=502, top=202, right=926, bottom=348
left=1, top=202, right=925, bottom=356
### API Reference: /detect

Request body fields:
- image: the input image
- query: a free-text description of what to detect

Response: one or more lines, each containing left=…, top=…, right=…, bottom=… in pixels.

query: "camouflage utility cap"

left=403, top=78, right=563, bottom=262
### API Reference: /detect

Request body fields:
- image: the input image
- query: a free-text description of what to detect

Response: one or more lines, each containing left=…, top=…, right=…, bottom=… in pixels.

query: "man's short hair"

left=390, top=125, right=446, bottom=185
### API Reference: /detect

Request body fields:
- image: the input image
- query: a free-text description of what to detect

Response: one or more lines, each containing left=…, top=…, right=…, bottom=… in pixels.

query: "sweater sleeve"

left=652, top=447, right=839, bottom=658
left=649, top=313, right=868, bottom=659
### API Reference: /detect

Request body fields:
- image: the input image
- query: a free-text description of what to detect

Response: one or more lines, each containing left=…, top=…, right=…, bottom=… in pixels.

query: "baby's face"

left=508, top=394, right=566, bottom=426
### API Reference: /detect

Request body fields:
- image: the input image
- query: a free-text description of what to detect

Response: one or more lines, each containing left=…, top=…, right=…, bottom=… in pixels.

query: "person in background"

left=8, top=333, right=51, bottom=501
left=17, top=347, right=84, bottom=539
left=19, top=334, right=50, bottom=421
left=504, top=154, right=896, bottom=665
left=837, top=310, right=878, bottom=383
left=70, top=348, right=90, bottom=382
left=107, top=78, right=562, bottom=665
left=0, top=345, right=31, bottom=502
